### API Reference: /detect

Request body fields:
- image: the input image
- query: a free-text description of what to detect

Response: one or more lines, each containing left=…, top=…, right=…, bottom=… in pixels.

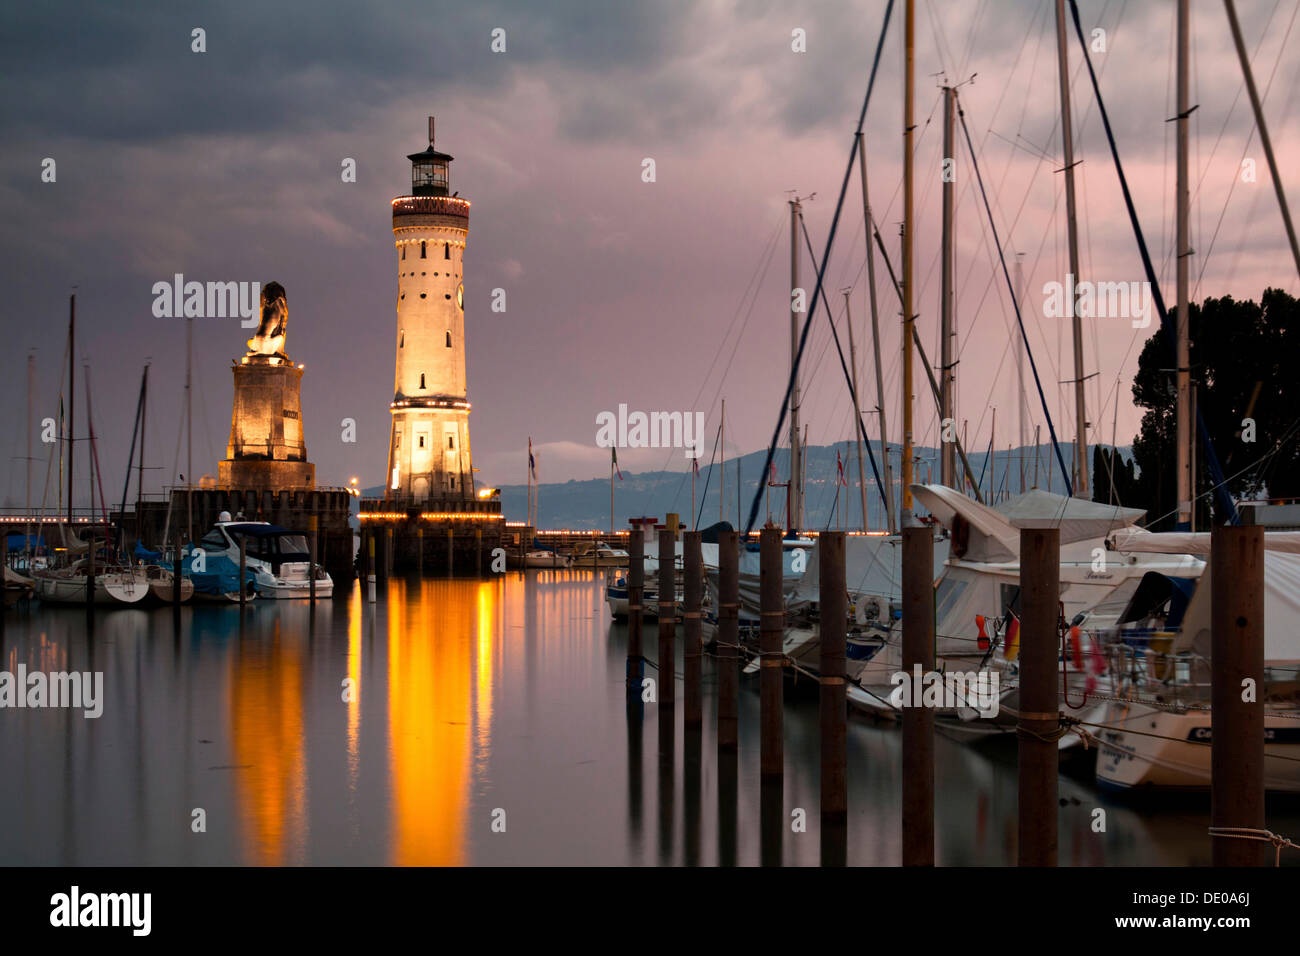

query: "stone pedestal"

left=218, top=356, right=315, bottom=490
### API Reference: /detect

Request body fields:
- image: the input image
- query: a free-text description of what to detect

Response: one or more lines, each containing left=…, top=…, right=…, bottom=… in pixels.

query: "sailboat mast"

left=138, top=364, right=148, bottom=544
left=1175, top=0, right=1192, bottom=530
left=1015, top=254, right=1028, bottom=492
left=185, top=315, right=193, bottom=541
left=901, top=0, right=916, bottom=519
left=26, top=353, right=34, bottom=565
left=856, top=132, right=896, bottom=533
left=789, top=197, right=803, bottom=531
left=843, top=291, right=870, bottom=531
left=940, top=85, right=957, bottom=490
left=1055, top=0, right=1088, bottom=498
left=720, top=398, right=726, bottom=523
left=67, top=294, right=75, bottom=529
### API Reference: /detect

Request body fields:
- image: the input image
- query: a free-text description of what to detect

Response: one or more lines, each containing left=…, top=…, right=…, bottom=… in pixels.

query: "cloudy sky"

left=1, top=0, right=1297, bottom=511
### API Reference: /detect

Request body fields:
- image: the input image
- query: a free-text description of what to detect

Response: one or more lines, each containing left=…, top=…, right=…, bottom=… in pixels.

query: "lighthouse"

left=385, top=117, right=475, bottom=502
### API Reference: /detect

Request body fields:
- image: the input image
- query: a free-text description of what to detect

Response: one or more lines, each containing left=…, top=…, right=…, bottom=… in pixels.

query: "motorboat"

left=194, top=514, right=332, bottom=599
left=570, top=541, right=629, bottom=568
left=524, top=549, right=572, bottom=569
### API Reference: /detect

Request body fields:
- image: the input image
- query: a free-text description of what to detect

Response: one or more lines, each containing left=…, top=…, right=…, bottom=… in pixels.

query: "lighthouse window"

left=444, top=242, right=450, bottom=259
left=401, top=246, right=406, bottom=260
left=419, top=436, right=426, bottom=449
left=420, top=241, right=427, bottom=258
left=448, top=436, right=455, bottom=449
left=444, top=294, right=451, bottom=300
left=445, top=331, right=452, bottom=348
left=420, top=293, right=426, bottom=299
left=399, top=331, right=405, bottom=347
left=419, top=373, right=425, bottom=389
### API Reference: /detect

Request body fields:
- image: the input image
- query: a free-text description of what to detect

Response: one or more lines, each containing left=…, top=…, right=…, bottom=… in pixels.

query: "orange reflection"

left=387, top=578, right=495, bottom=865
left=230, top=617, right=308, bottom=865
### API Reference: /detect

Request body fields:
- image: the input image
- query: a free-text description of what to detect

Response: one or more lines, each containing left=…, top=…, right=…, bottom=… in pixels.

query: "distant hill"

left=492, top=441, right=1129, bottom=531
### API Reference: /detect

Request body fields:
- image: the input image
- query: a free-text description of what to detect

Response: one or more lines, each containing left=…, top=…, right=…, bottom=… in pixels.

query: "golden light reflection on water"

left=346, top=588, right=362, bottom=791
left=386, top=578, right=498, bottom=865
left=230, top=617, right=308, bottom=865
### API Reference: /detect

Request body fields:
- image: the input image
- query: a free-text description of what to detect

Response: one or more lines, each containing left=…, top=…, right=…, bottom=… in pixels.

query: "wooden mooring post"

left=759, top=527, right=783, bottom=779
left=446, top=528, right=454, bottom=575
left=683, top=531, right=703, bottom=729
left=308, top=515, right=317, bottom=603
left=819, top=531, right=847, bottom=820
left=657, top=528, right=676, bottom=710
left=1211, top=524, right=1267, bottom=866
left=1018, top=527, right=1059, bottom=867
left=417, top=527, right=424, bottom=576
left=901, top=523, right=934, bottom=865
left=716, top=529, right=739, bottom=753
left=366, top=532, right=376, bottom=603
left=627, top=525, right=645, bottom=689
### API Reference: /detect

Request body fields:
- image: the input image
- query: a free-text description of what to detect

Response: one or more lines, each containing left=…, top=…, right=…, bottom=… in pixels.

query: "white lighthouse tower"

left=386, top=118, right=475, bottom=502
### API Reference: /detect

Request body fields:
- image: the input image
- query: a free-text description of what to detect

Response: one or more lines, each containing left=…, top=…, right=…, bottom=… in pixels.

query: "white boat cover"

left=1177, top=551, right=1300, bottom=663
left=1108, top=528, right=1300, bottom=555
left=788, top=534, right=951, bottom=606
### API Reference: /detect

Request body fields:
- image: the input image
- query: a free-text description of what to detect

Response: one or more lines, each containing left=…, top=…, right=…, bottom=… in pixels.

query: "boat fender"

left=975, top=614, right=988, bottom=650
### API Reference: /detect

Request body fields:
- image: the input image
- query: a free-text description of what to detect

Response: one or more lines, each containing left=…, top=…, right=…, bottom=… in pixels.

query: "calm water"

left=1, top=570, right=1294, bottom=866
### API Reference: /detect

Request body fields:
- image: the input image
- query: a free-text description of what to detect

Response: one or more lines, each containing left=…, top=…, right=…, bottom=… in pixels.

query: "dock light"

left=477, top=488, right=499, bottom=499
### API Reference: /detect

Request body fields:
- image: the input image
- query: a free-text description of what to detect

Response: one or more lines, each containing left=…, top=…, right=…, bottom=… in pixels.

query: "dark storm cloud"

left=0, top=0, right=695, bottom=142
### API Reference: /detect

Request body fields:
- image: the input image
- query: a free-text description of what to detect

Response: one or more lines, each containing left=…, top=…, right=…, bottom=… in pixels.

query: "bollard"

left=173, top=534, right=182, bottom=608
left=901, top=523, right=934, bottom=865
left=759, top=527, right=783, bottom=779
left=717, top=529, right=740, bottom=753
left=417, top=527, right=424, bottom=576
left=627, top=526, right=644, bottom=686
left=309, top=516, right=318, bottom=602
left=683, top=531, right=703, bottom=729
left=366, top=531, right=376, bottom=603
left=1018, top=527, right=1059, bottom=867
left=1211, top=524, right=1267, bottom=866
left=446, top=528, right=454, bottom=575
left=819, top=531, right=847, bottom=821
left=239, top=535, right=248, bottom=607
left=658, top=528, right=676, bottom=708
left=85, top=532, right=96, bottom=620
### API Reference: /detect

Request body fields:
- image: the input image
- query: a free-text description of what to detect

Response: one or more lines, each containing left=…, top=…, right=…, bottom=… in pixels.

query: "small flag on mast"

left=837, top=449, right=848, bottom=486
left=529, top=438, right=537, bottom=480
left=612, top=446, right=623, bottom=480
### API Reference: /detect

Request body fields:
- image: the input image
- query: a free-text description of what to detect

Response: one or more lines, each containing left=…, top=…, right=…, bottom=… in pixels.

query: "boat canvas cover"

left=183, top=548, right=255, bottom=596
left=1176, top=551, right=1300, bottom=663
left=1108, top=528, right=1300, bottom=555
left=912, top=484, right=1145, bottom=561
left=789, top=535, right=952, bottom=607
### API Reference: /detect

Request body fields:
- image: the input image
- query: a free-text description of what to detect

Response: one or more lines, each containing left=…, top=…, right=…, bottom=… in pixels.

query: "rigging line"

left=1224, top=0, right=1300, bottom=282
left=1194, top=0, right=1300, bottom=296
left=955, top=90, right=1074, bottom=494
left=657, top=212, right=785, bottom=484
left=1067, top=0, right=1239, bottom=524
left=743, top=0, right=895, bottom=537
left=866, top=216, right=985, bottom=500
left=798, top=215, right=888, bottom=513
left=694, top=418, right=722, bottom=531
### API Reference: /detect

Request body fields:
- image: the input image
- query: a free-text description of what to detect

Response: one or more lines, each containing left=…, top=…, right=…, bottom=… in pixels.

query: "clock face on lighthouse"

left=457, top=283, right=463, bottom=310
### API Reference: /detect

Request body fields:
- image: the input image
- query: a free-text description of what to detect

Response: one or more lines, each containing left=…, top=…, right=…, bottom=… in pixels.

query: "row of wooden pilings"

left=626, top=522, right=1269, bottom=866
